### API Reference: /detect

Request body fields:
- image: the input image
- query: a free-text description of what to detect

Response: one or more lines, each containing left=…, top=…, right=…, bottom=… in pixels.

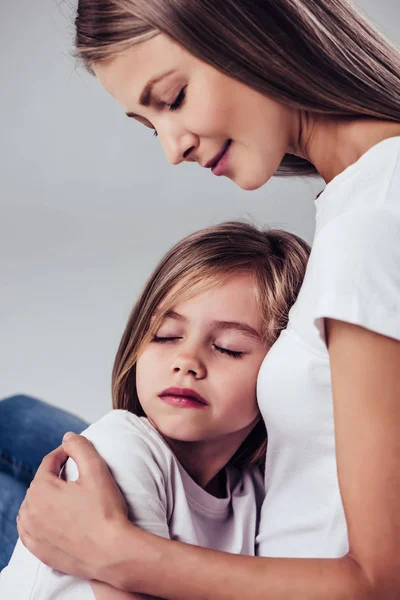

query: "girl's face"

left=94, top=34, right=297, bottom=191
left=136, top=272, right=269, bottom=445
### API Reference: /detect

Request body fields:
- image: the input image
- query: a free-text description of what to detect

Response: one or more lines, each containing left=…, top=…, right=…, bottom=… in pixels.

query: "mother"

left=12, top=0, right=400, bottom=598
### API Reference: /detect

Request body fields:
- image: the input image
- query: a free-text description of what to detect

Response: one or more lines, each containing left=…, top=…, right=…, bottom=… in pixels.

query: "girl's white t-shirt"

left=256, top=136, right=400, bottom=559
left=1, top=410, right=264, bottom=599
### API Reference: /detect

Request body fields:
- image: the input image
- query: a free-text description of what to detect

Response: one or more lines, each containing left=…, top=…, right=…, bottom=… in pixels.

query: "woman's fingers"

left=36, top=444, right=69, bottom=480
left=62, top=433, right=112, bottom=482
left=13, top=434, right=130, bottom=580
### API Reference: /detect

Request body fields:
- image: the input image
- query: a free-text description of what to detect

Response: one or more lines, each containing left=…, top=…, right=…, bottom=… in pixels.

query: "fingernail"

left=63, top=432, right=73, bottom=441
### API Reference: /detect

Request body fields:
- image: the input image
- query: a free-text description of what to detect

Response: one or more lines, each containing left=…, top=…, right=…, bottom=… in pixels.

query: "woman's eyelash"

left=214, top=345, right=244, bottom=359
left=169, top=87, right=186, bottom=112
left=152, top=87, right=187, bottom=139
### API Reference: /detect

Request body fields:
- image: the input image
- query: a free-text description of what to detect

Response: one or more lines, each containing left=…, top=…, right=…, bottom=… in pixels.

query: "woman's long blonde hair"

left=112, top=221, right=310, bottom=469
left=75, top=0, right=400, bottom=176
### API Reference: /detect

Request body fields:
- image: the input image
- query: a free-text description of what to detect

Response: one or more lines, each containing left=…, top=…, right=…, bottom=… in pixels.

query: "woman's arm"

left=17, top=322, right=400, bottom=598
left=91, top=580, right=156, bottom=600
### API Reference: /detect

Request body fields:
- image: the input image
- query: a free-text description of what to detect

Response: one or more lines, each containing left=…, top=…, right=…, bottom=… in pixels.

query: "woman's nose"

left=159, top=128, right=198, bottom=165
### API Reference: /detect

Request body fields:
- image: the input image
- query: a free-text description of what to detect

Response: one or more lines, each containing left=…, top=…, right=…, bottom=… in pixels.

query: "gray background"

left=1, top=0, right=399, bottom=422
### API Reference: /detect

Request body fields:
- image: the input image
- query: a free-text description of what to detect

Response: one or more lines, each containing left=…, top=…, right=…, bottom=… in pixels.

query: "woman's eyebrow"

left=126, top=69, right=177, bottom=119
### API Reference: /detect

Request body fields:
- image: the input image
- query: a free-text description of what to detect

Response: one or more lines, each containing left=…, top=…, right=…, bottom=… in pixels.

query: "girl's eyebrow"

left=161, top=310, right=261, bottom=340
left=126, top=69, right=177, bottom=119
left=211, top=321, right=262, bottom=340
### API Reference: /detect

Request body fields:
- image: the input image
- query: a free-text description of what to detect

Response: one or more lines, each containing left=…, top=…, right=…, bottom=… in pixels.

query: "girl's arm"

left=17, top=322, right=400, bottom=598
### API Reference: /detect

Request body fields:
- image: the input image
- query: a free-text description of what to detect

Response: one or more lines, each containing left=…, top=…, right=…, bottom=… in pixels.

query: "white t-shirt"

left=256, top=136, right=400, bottom=559
left=1, top=410, right=264, bottom=599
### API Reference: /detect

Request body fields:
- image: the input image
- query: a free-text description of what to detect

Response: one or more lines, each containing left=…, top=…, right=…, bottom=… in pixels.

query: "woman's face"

left=135, top=272, right=269, bottom=445
left=94, top=34, right=296, bottom=190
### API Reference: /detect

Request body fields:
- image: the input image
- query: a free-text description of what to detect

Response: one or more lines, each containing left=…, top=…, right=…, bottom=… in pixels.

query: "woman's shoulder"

left=315, top=135, right=400, bottom=229
left=308, top=204, right=400, bottom=344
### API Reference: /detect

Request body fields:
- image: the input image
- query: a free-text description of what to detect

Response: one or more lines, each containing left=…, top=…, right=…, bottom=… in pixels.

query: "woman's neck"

left=293, top=114, right=400, bottom=183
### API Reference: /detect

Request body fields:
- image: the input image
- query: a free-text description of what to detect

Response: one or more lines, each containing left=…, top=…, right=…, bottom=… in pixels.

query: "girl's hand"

left=17, top=432, right=130, bottom=581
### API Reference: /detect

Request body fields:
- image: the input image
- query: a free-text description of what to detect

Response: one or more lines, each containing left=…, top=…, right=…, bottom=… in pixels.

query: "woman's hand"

left=17, top=432, right=130, bottom=581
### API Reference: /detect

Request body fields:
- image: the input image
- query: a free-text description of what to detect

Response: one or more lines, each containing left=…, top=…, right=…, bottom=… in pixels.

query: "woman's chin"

left=235, top=174, right=268, bottom=191
left=231, top=164, right=275, bottom=191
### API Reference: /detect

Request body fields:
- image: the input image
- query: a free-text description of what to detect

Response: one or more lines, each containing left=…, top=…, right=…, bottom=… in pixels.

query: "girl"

left=0, top=221, right=310, bottom=599
left=9, top=0, right=400, bottom=598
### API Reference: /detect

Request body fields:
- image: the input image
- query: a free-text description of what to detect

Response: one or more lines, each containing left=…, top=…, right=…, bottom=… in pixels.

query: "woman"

left=10, top=0, right=400, bottom=598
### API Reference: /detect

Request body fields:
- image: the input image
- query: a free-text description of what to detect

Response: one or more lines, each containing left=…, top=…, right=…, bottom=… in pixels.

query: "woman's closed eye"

left=152, top=86, right=187, bottom=138
left=169, top=86, right=187, bottom=112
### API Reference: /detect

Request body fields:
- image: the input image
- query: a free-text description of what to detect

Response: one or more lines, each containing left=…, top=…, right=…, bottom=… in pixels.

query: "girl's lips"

left=211, top=140, right=232, bottom=176
left=159, top=387, right=208, bottom=409
left=159, top=395, right=207, bottom=409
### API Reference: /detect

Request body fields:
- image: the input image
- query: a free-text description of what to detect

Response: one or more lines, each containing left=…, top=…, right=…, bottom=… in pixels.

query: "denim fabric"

left=0, top=472, right=29, bottom=571
left=0, top=395, right=88, bottom=570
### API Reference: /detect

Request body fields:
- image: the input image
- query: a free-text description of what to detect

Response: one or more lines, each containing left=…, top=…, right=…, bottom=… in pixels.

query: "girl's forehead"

left=154, top=272, right=261, bottom=323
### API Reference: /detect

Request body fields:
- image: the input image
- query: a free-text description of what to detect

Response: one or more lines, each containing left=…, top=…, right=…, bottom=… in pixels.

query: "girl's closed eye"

left=213, top=344, right=244, bottom=359
left=152, top=334, right=181, bottom=343
left=152, top=334, right=244, bottom=358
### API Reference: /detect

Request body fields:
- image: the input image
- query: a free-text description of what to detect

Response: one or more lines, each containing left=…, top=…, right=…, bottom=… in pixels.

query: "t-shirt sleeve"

left=313, top=208, right=400, bottom=344
left=63, top=411, right=170, bottom=540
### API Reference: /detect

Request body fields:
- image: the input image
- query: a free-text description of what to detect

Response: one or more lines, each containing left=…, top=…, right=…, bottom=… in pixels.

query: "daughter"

left=0, top=221, right=309, bottom=599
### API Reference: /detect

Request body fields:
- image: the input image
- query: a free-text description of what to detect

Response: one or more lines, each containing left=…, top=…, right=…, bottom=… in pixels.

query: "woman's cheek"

left=188, top=89, right=229, bottom=137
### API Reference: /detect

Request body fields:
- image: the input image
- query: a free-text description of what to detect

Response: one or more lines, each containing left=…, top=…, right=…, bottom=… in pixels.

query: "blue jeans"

left=0, top=395, right=88, bottom=570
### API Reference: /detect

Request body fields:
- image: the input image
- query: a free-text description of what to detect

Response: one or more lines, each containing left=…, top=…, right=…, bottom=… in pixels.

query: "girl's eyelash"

left=214, top=344, right=244, bottom=359
left=152, top=336, right=244, bottom=358
left=152, top=335, right=180, bottom=343
left=153, top=129, right=158, bottom=138
left=169, top=87, right=186, bottom=112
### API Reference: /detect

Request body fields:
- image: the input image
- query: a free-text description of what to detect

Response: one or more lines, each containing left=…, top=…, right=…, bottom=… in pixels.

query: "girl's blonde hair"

left=112, top=221, right=310, bottom=469
left=74, top=0, right=400, bottom=176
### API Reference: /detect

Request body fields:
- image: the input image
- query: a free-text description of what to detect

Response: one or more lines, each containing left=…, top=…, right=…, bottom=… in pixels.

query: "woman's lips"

left=159, top=387, right=208, bottom=409
left=211, top=140, right=232, bottom=176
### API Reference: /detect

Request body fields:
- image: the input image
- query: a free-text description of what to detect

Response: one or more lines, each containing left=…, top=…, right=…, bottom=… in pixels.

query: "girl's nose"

left=171, top=354, right=206, bottom=379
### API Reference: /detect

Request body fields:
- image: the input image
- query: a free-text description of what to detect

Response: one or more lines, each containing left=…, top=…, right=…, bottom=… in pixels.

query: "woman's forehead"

left=93, top=35, right=194, bottom=106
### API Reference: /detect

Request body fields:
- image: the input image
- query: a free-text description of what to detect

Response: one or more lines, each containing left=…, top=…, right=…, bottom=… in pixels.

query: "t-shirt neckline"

left=315, top=135, right=400, bottom=210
